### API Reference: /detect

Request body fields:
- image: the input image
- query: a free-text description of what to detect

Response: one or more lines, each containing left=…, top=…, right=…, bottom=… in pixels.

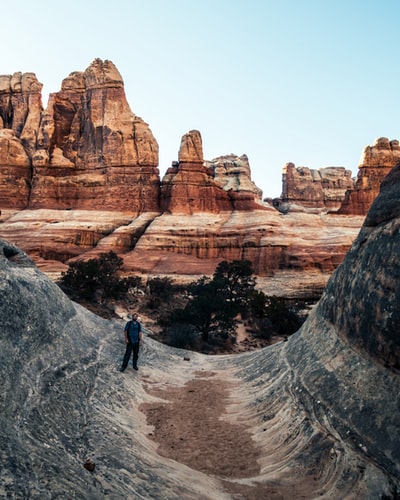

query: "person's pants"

left=121, top=342, right=140, bottom=369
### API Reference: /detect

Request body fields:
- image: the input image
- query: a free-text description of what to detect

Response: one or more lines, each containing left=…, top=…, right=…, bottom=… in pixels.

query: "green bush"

left=58, top=251, right=135, bottom=302
left=264, top=295, right=303, bottom=336
left=146, top=276, right=185, bottom=309
left=164, top=323, right=200, bottom=350
left=164, top=260, right=258, bottom=343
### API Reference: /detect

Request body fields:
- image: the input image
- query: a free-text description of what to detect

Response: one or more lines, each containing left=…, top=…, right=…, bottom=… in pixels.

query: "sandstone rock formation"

left=0, top=206, right=363, bottom=288
left=123, top=210, right=362, bottom=280
left=0, top=60, right=398, bottom=284
left=0, top=59, right=160, bottom=212
left=160, top=130, right=232, bottom=214
left=338, top=137, right=400, bottom=215
left=207, top=154, right=263, bottom=200
left=1, top=160, right=399, bottom=497
left=160, top=131, right=267, bottom=214
left=0, top=72, right=43, bottom=208
left=276, top=162, right=355, bottom=213
left=31, top=59, right=160, bottom=211
left=321, top=160, right=400, bottom=370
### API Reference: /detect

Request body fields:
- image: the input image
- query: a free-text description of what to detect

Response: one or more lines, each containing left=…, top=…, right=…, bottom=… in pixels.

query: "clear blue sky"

left=3, top=0, right=400, bottom=197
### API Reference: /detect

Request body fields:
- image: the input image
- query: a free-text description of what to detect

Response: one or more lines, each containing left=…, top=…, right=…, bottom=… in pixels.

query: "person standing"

left=120, top=313, right=142, bottom=372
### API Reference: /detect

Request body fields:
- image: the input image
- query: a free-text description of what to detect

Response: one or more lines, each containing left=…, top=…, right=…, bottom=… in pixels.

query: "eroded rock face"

left=208, top=154, right=263, bottom=199
left=124, top=210, right=362, bottom=277
left=338, top=137, right=400, bottom=215
left=30, top=59, right=160, bottom=211
left=161, top=131, right=272, bottom=214
left=0, top=72, right=43, bottom=208
left=0, top=129, right=31, bottom=208
left=277, top=162, right=355, bottom=213
left=161, top=130, right=231, bottom=213
left=0, top=60, right=160, bottom=212
left=0, top=60, right=399, bottom=281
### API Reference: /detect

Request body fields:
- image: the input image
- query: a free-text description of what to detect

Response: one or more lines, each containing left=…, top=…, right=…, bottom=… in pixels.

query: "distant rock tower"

left=338, top=137, right=400, bottom=215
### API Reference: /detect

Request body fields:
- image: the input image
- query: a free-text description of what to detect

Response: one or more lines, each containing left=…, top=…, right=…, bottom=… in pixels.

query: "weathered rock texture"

left=31, top=59, right=160, bottom=211
left=0, top=60, right=399, bottom=282
left=338, top=137, right=400, bottom=215
left=277, top=162, right=355, bottom=213
left=321, top=160, right=400, bottom=370
left=123, top=210, right=362, bottom=278
left=160, top=131, right=268, bottom=214
left=208, top=153, right=263, bottom=200
left=1, top=162, right=399, bottom=498
left=0, top=208, right=363, bottom=282
left=0, top=72, right=43, bottom=208
left=0, top=59, right=160, bottom=212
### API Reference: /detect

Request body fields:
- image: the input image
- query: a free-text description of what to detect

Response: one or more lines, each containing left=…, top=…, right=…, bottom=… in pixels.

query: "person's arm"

left=139, top=323, right=143, bottom=344
left=124, top=323, right=130, bottom=344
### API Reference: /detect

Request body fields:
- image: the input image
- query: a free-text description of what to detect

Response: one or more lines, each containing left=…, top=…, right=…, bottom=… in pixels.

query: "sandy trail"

left=139, top=366, right=294, bottom=499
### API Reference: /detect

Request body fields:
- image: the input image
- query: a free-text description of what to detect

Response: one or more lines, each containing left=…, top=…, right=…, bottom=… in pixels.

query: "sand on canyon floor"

left=139, top=367, right=315, bottom=500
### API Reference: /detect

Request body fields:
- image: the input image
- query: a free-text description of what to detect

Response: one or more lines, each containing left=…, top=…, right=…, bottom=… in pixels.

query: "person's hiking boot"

left=119, top=367, right=125, bottom=372
left=133, top=366, right=138, bottom=371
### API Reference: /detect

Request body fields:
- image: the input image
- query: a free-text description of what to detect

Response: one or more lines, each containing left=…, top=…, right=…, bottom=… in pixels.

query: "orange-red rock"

left=277, top=163, right=355, bottom=213
left=161, top=131, right=272, bottom=214
left=0, top=72, right=43, bottom=208
left=0, top=60, right=399, bottom=285
left=338, top=137, right=400, bottom=215
left=30, top=59, right=160, bottom=212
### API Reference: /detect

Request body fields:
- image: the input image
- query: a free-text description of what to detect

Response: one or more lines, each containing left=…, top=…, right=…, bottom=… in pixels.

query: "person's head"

left=132, top=313, right=138, bottom=320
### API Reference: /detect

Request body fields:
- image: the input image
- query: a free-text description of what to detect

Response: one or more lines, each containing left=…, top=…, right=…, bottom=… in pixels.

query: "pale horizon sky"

left=3, top=0, right=400, bottom=198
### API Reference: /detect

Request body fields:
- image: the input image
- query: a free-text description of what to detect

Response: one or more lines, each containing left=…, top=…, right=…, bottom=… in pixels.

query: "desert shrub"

left=252, top=316, right=274, bottom=341
left=146, top=276, right=185, bottom=309
left=58, top=251, right=139, bottom=302
left=265, top=295, right=303, bottom=336
left=212, top=259, right=256, bottom=313
left=164, top=323, right=200, bottom=350
left=170, top=277, right=235, bottom=342
left=164, top=261, right=258, bottom=343
left=120, top=275, right=144, bottom=303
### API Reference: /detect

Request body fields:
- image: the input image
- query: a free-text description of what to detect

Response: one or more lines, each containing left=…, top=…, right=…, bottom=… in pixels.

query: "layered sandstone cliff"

left=338, top=137, right=400, bottom=214
left=276, top=163, right=355, bottom=213
left=31, top=59, right=160, bottom=211
left=0, top=60, right=398, bottom=283
left=0, top=59, right=160, bottom=212
left=161, top=131, right=268, bottom=214
left=0, top=72, right=43, bottom=208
